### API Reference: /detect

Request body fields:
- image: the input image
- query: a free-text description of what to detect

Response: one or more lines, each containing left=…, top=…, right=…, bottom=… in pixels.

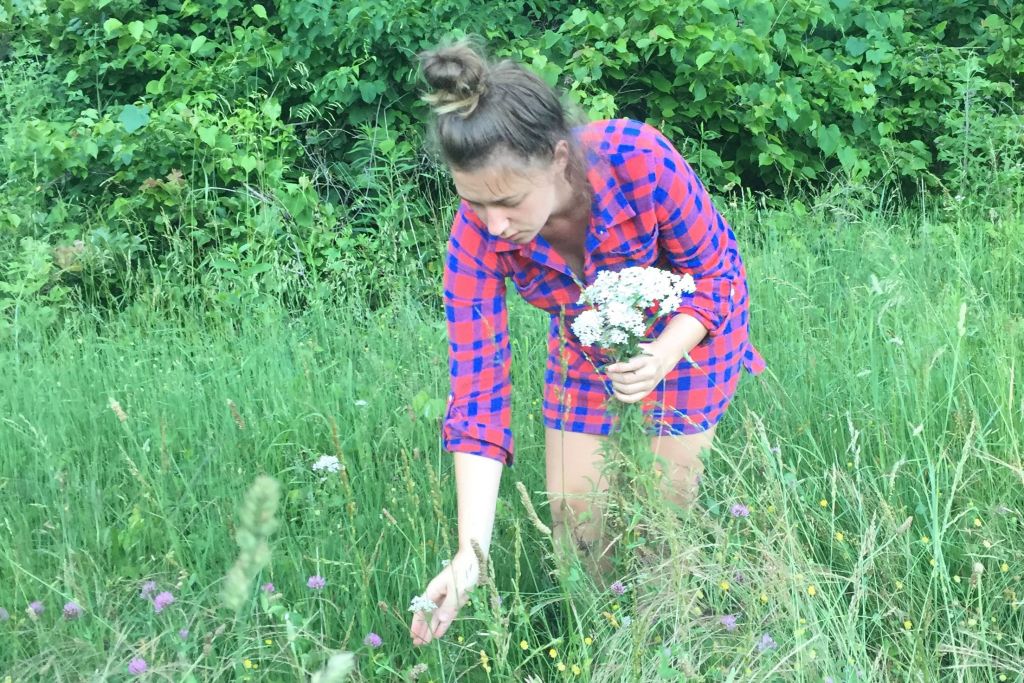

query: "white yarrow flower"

left=312, top=455, right=341, bottom=473
left=409, top=595, right=439, bottom=613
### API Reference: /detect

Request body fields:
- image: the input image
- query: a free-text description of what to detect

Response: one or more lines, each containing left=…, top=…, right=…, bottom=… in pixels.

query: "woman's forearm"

left=649, top=313, right=708, bottom=367
left=453, top=451, right=504, bottom=556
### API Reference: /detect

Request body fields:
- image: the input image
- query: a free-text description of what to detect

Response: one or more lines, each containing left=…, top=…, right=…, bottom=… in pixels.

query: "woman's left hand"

left=604, top=343, right=673, bottom=404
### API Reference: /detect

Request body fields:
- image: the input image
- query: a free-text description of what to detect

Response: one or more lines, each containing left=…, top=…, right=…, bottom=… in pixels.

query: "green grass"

left=1, top=199, right=1022, bottom=681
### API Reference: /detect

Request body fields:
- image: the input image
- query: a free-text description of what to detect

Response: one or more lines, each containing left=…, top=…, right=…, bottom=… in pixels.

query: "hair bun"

left=419, top=42, right=488, bottom=117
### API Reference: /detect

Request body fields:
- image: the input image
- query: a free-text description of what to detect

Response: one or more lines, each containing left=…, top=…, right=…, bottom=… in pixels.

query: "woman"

left=410, top=40, right=765, bottom=646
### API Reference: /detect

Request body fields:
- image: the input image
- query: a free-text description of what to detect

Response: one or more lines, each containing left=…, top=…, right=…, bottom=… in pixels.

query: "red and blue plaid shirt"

left=442, top=119, right=765, bottom=466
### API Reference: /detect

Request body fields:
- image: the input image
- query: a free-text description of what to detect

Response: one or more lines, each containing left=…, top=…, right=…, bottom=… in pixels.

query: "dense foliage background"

left=1, top=0, right=1022, bottom=326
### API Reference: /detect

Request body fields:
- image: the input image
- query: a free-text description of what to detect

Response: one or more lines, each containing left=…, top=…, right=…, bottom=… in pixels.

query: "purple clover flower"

left=0, top=607, right=9, bottom=621
left=730, top=503, right=750, bottom=518
left=610, top=581, right=626, bottom=596
left=363, top=632, right=383, bottom=648
left=307, top=575, right=326, bottom=590
left=261, top=582, right=275, bottom=594
left=152, top=591, right=175, bottom=613
left=63, top=601, right=83, bottom=620
left=28, top=601, right=44, bottom=617
left=128, top=657, right=148, bottom=675
left=140, top=580, right=157, bottom=599
left=720, top=614, right=738, bottom=631
left=757, top=633, right=778, bottom=652
left=179, top=628, right=189, bottom=640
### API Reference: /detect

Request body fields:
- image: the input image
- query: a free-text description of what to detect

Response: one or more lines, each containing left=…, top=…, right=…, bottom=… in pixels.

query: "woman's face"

left=451, top=141, right=572, bottom=244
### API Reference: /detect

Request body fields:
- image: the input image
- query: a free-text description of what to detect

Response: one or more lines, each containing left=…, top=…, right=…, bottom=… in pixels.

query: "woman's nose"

left=483, top=209, right=509, bottom=236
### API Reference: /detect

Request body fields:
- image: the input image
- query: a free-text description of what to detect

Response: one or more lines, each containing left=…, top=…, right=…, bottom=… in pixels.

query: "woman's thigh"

left=544, top=425, right=716, bottom=509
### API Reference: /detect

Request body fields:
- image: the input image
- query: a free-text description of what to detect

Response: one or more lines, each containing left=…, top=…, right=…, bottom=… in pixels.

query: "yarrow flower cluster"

left=571, top=267, right=696, bottom=349
left=312, top=455, right=341, bottom=474
left=408, top=595, right=439, bottom=613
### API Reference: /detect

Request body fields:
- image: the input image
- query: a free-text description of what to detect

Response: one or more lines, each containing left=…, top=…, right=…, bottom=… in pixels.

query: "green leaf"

left=816, top=123, right=842, bottom=156
left=102, top=18, right=123, bottom=35
left=261, top=97, right=281, bottom=121
left=651, top=24, right=675, bottom=41
left=63, top=69, right=78, bottom=85
left=772, top=29, right=786, bottom=51
left=650, top=72, right=672, bottom=93
left=127, top=20, right=144, bottom=41
left=845, top=36, right=869, bottom=57
left=198, top=126, right=219, bottom=147
left=696, top=51, right=715, bottom=69
left=692, top=81, right=707, bottom=102
left=837, top=144, right=857, bottom=171
left=118, top=104, right=149, bottom=134
left=190, top=35, right=207, bottom=54
left=252, top=4, right=267, bottom=19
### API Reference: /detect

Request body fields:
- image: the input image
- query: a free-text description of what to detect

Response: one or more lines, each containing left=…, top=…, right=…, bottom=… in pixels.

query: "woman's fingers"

left=429, top=591, right=459, bottom=640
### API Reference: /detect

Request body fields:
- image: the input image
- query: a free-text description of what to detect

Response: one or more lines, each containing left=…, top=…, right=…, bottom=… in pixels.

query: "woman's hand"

left=410, top=549, right=480, bottom=646
left=604, top=343, right=674, bottom=404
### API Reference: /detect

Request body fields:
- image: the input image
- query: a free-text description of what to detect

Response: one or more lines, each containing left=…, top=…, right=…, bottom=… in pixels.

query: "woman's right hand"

left=410, top=549, right=480, bottom=646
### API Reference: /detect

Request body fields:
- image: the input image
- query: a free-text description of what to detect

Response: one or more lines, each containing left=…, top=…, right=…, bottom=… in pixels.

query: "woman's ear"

left=552, top=139, right=570, bottom=177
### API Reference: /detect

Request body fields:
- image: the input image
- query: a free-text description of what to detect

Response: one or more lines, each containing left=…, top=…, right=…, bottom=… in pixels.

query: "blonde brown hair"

left=418, top=38, right=585, bottom=179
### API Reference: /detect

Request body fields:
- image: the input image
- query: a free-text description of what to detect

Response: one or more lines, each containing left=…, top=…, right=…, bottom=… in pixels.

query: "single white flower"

left=409, top=595, right=439, bottom=613
left=353, top=400, right=369, bottom=407
left=312, top=455, right=341, bottom=473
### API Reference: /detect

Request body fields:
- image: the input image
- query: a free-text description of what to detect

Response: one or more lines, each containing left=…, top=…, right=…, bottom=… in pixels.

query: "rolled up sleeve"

left=651, top=134, right=738, bottom=338
left=442, top=205, right=515, bottom=466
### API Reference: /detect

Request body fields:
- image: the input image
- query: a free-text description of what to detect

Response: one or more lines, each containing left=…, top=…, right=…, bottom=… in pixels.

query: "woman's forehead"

left=452, top=159, right=542, bottom=198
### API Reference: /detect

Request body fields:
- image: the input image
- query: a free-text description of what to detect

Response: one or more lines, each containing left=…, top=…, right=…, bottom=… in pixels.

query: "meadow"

left=1, top=188, right=1022, bottom=681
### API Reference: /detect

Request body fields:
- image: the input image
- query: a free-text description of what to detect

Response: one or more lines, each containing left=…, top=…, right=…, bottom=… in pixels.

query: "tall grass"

left=1, top=190, right=1021, bottom=680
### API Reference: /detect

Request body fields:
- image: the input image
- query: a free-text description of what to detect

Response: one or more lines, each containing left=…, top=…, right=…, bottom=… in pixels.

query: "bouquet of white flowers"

left=572, top=266, right=695, bottom=364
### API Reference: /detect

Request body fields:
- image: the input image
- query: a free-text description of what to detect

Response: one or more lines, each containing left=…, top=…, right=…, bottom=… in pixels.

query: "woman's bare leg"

left=544, top=425, right=717, bottom=583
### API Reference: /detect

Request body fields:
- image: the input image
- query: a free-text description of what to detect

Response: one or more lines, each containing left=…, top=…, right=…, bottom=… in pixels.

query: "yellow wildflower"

left=264, top=639, right=272, bottom=646
left=572, top=664, right=582, bottom=676
left=920, top=535, right=930, bottom=543
left=953, top=574, right=961, bottom=583
left=243, top=659, right=253, bottom=669
left=479, top=650, right=491, bottom=674
left=807, top=585, right=817, bottom=596
left=520, top=640, right=529, bottom=650
left=835, top=531, right=845, bottom=542
left=557, top=662, right=567, bottom=672
left=819, top=498, right=829, bottom=508
left=895, top=580, right=904, bottom=590
left=903, top=619, right=912, bottom=630
left=584, top=636, right=593, bottom=646
left=1001, top=563, right=1009, bottom=573
left=549, top=648, right=558, bottom=659
left=759, top=592, right=768, bottom=604
left=974, top=517, right=982, bottom=527
left=719, top=580, right=730, bottom=592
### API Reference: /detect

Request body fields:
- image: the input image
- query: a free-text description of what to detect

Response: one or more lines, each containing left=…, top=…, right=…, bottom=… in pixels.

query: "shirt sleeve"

left=649, top=129, right=738, bottom=338
left=441, top=203, right=515, bottom=467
